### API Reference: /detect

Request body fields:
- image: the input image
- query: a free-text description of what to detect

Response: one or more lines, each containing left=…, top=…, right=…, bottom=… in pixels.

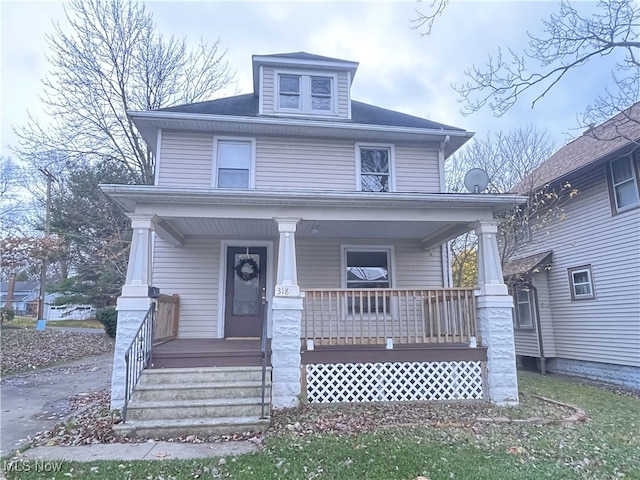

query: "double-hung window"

left=277, top=73, right=334, bottom=114
left=512, top=284, right=534, bottom=329
left=608, top=153, right=640, bottom=213
left=343, top=247, right=393, bottom=315
left=215, top=139, right=254, bottom=189
left=357, top=145, right=394, bottom=192
left=568, top=265, right=595, bottom=301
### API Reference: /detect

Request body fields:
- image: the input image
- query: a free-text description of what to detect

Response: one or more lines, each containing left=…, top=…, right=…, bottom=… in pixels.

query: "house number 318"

left=275, top=285, right=300, bottom=297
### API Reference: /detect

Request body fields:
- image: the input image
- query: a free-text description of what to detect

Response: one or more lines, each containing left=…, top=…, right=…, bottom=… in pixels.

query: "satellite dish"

left=464, top=168, right=490, bottom=193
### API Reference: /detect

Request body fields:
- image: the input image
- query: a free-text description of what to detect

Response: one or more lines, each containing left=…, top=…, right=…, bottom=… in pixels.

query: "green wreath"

left=235, top=257, right=260, bottom=281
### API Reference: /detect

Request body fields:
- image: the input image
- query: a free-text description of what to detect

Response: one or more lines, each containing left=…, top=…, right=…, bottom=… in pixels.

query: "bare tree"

left=414, top=0, right=640, bottom=132
left=0, top=157, right=30, bottom=233
left=15, top=0, right=234, bottom=184
left=445, top=126, right=572, bottom=284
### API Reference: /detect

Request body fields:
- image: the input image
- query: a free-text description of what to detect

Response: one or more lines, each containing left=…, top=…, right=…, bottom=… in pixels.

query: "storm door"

left=224, top=247, right=267, bottom=337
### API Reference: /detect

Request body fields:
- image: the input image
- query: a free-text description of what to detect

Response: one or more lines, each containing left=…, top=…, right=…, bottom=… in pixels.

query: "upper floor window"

left=214, top=138, right=255, bottom=189
left=356, top=144, right=394, bottom=192
left=568, top=265, right=595, bottom=301
left=608, top=153, right=639, bottom=213
left=277, top=73, right=334, bottom=114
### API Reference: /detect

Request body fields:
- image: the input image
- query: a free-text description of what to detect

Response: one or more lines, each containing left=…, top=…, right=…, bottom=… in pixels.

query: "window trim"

left=512, top=283, right=535, bottom=330
left=606, top=152, right=640, bottom=215
left=340, top=245, right=396, bottom=289
left=340, top=245, right=397, bottom=319
left=212, top=136, right=256, bottom=189
left=567, top=265, right=595, bottom=301
left=274, top=69, right=338, bottom=116
left=355, top=143, right=396, bottom=193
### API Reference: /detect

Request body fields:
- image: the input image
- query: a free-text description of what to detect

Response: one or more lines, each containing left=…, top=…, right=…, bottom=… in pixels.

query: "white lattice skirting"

left=305, top=361, right=485, bottom=403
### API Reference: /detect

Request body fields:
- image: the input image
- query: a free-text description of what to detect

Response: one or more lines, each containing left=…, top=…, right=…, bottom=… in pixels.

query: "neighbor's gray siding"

left=157, top=131, right=212, bottom=187
left=153, top=236, right=219, bottom=338
left=260, top=67, right=350, bottom=118
left=512, top=165, right=640, bottom=367
left=533, top=272, right=557, bottom=357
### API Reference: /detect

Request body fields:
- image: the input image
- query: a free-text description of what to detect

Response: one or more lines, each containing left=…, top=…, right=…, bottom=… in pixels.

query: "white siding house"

left=504, top=104, right=640, bottom=389
left=103, top=52, right=527, bottom=437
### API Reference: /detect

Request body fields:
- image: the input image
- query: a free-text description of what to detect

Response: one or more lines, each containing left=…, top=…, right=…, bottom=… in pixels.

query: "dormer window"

left=277, top=72, right=335, bottom=114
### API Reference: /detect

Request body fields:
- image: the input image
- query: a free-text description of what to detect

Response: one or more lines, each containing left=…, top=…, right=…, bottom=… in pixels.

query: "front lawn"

left=4, top=372, right=639, bottom=479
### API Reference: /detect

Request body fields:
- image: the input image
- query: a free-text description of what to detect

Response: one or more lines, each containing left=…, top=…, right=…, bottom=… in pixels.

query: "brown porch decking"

left=151, top=339, right=271, bottom=369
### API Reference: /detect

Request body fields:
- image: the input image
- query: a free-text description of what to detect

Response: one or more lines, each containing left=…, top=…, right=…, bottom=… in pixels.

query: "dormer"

left=252, top=52, right=358, bottom=120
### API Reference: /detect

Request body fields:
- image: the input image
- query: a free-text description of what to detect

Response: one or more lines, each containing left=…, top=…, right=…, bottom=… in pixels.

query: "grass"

left=2, top=316, right=103, bottom=330
left=4, top=371, right=638, bottom=480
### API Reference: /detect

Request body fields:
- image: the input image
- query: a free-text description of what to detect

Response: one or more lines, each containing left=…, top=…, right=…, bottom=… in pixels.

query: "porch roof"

left=101, top=185, right=527, bottom=248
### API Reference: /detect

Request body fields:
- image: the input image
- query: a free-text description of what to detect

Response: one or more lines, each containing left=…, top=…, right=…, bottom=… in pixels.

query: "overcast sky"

left=1, top=0, right=613, bottom=160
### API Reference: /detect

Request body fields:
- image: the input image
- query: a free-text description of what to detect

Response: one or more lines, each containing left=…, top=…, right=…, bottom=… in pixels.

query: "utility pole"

left=37, top=169, right=56, bottom=320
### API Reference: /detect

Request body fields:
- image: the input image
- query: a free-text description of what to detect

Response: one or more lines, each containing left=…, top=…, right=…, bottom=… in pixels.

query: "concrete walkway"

left=17, top=441, right=259, bottom=461
left=0, top=352, right=113, bottom=457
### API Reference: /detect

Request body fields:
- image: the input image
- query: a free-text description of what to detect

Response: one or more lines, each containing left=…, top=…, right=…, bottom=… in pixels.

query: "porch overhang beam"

left=153, top=217, right=185, bottom=247
left=421, top=224, right=470, bottom=250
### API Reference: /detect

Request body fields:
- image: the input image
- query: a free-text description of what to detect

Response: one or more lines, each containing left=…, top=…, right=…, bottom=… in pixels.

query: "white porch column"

left=474, top=220, right=519, bottom=405
left=111, top=214, right=155, bottom=409
left=271, top=217, right=303, bottom=408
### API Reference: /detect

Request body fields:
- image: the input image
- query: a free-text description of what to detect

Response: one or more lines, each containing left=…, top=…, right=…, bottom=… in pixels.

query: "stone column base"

left=270, top=297, right=303, bottom=409
left=110, top=296, right=152, bottom=410
left=476, top=294, right=519, bottom=405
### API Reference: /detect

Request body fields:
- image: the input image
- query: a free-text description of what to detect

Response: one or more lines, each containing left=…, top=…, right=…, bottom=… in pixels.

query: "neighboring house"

left=504, top=104, right=640, bottom=389
left=103, top=52, right=526, bottom=437
left=0, top=281, right=39, bottom=315
left=44, top=294, right=95, bottom=321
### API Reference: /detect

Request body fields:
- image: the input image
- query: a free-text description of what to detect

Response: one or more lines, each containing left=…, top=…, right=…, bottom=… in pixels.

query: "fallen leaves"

left=0, top=329, right=114, bottom=376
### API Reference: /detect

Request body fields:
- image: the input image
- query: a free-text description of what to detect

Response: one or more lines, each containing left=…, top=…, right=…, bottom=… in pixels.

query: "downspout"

left=527, top=281, right=546, bottom=375
left=439, top=135, right=452, bottom=287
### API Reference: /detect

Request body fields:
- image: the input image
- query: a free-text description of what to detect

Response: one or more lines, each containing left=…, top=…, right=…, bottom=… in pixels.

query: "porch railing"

left=154, top=294, right=180, bottom=344
left=123, top=301, right=155, bottom=421
left=302, top=288, right=477, bottom=346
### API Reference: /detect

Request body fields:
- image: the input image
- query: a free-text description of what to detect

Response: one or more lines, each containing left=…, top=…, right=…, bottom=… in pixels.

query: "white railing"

left=302, top=288, right=477, bottom=346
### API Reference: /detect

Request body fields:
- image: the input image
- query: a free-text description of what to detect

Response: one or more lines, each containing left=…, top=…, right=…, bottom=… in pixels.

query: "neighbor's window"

left=344, top=248, right=392, bottom=314
left=277, top=73, right=334, bottom=113
left=608, top=154, right=640, bottom=213
left=358, top=145, right=393, bottom=192
left=216, top=139, right=253, bottom=188
left=512, top=284, right=535, bottom=329
left=568, top=265, right=595, bottom=301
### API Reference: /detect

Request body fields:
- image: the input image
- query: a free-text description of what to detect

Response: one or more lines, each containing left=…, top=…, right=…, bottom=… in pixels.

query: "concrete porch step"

left=133, top=381, right=271, bottom=402
left=139, top=366, right=268, bottom=384
left=115, top=416, right=271, bottom=439
left=127, top=397, right=270, bottom=421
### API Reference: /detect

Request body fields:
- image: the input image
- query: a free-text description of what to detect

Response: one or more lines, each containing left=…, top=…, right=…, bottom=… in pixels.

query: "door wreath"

left=235, top=257, right=260, bottom=281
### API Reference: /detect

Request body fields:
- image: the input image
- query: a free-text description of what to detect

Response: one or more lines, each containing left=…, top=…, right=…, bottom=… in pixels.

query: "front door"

left=224, top=246, right=267, bottom=338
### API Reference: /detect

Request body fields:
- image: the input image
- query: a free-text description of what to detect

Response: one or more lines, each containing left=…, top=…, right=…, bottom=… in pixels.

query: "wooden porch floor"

left=151, top=339, right=271, bottom=369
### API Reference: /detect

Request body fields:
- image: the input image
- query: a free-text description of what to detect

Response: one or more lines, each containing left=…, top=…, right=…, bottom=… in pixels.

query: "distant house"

left=1, top=281, right=39, bottom=315
left=102, top=51, right=527, bottom=437
left=504, top=104, right=640, bottom=389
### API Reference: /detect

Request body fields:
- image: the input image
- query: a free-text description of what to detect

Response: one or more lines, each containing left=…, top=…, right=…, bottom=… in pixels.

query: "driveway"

left=0, top=352, right=113, bottom=457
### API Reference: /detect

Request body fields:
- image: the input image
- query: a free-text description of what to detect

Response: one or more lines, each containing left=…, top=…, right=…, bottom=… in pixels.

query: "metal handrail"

left=259, top=296, right=269, bottom=419
left=122, top=301, right=155, bottom=421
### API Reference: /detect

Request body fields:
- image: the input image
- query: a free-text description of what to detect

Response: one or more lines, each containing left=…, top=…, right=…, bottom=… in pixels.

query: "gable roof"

left=157, top=94, right=464, bottom=132
left=258, top=52, right=351, bottom=63
left=513, top=103, right=640, bottom=193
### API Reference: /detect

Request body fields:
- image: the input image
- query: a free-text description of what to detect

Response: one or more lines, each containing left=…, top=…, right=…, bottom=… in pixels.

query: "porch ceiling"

left=165, top=217, right=462, bottom=244
left=101, top=185, right=527, bottom=248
